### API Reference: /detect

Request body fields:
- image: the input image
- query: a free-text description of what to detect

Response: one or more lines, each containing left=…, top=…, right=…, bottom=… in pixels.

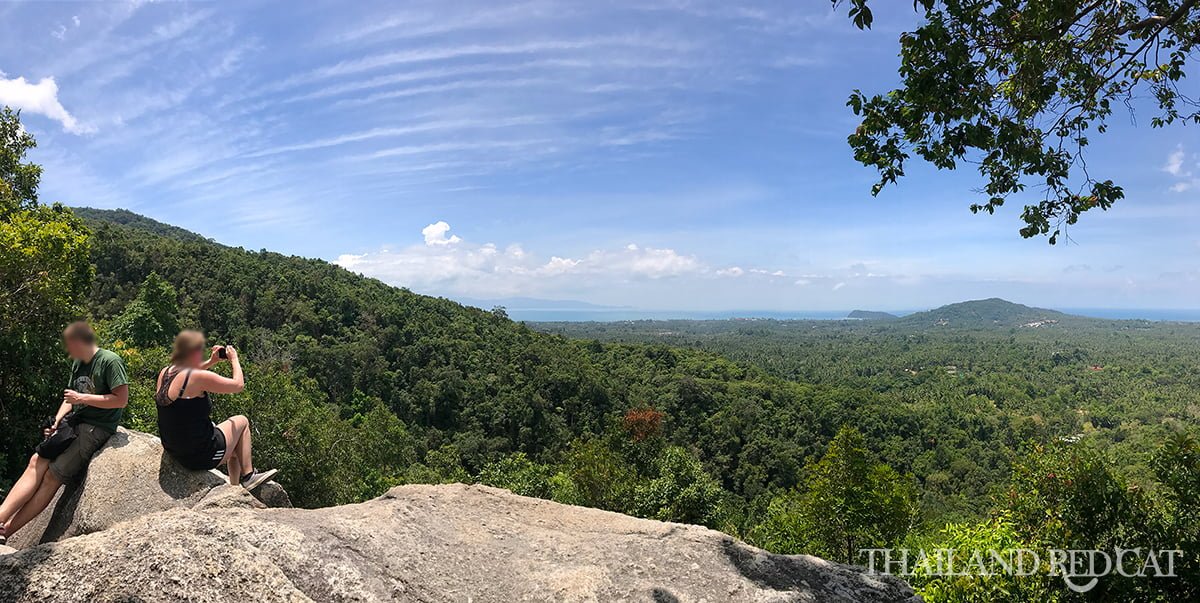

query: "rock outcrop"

left=1, top=483, right=916, bottom=602
left=6, top=427, right=289, bottom=550
left=0, top=430, right=916, bottom=602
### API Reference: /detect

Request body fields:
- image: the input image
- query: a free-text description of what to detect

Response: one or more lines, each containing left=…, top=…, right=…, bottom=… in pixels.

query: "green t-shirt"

left=68, top=348, right=128, bottom=433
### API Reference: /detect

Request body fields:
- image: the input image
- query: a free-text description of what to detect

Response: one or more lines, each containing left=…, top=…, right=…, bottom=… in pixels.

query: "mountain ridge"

left=847, top=309, right=899, bottom=321
left=896, top=297, right=1072, bottom=328
left=72, top=207, right=214, bottom=244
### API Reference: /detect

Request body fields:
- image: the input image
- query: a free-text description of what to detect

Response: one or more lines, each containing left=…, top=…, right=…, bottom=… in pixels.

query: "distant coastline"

left=507, top=307, right=1200, bottom=323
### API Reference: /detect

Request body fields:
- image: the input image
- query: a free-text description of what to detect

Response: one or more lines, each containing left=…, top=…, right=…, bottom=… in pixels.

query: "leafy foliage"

left=108, top=272, right=179, bottom=348
left=835, top=0, right=1200, bottom=242
left=908, top=514, right=1060, bottom=603
left=0, top=107, right=93, bottom=485
left=903, top=436, right=1200, bottom=601
left=752, top=427, right=917, bottom=563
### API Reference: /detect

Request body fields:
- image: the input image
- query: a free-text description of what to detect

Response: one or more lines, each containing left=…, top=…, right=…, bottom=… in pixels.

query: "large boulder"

left=7, top=427, right=289, bottom=549
left=0, top=483, right=917, bottom=602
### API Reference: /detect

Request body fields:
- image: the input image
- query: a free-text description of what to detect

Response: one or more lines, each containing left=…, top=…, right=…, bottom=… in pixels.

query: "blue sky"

left=1, top=0, right=1197, bottom=311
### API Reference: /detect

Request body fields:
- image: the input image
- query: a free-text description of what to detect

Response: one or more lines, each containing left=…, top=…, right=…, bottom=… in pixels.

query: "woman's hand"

left=202, top=345, right=224, bottom=369
left=225, top=346, right=239, bottom=362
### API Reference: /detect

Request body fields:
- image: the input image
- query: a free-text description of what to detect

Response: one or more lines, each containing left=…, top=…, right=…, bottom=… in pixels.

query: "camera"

left=218, top=346, right=228, bottom=359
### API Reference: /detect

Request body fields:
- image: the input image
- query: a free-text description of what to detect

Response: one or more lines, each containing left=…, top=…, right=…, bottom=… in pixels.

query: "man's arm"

left=46, top=400, right=73, bottom=436
left=64, top=384, right=129, bottom=409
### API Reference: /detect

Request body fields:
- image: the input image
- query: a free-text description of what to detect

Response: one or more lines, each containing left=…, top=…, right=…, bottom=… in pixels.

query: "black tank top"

left=155, top=367, right=214, bottom=455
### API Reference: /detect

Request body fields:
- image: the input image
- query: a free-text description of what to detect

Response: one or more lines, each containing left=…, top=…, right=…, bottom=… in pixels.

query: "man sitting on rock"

left=0, top=321, right=128, bottom=545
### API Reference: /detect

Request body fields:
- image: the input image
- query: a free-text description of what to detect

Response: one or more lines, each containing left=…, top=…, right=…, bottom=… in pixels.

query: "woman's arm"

left=193, top=347, right=245, bottom=394
left=199, top=346, right=223, bottom=370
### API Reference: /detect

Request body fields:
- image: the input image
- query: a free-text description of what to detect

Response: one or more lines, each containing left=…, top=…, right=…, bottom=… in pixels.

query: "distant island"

left=846, top=310, right=899, bottom=321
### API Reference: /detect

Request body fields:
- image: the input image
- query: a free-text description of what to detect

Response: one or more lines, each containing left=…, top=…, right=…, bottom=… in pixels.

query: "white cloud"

left=335, top=222, right=707, bottom=297
left=717, top=266, right=744, bottom=277
left=543, top=256, right=581, bottom=274
left=1165, top=145, right=1198, bottom=193
left=421, top=221, right=462, bottom=246
left=589, top=244, right=702, bottom=278
left=0, top=75, right=92, bottom=134
left=1165, top=145, right=1186, bottom=176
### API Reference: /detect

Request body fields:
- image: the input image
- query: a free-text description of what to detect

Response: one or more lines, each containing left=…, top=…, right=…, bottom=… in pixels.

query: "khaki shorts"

left=48, top=423, right=112, bottom=482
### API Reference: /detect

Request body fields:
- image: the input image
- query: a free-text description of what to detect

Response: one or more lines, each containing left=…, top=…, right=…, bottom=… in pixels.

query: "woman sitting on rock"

left=154, top=330, right=276, bottom=490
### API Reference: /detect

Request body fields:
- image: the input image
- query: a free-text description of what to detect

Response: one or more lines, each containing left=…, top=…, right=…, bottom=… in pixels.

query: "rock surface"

left=0, top=482, right=917, bottom=602
left=7, top=427, right=289, bottom=549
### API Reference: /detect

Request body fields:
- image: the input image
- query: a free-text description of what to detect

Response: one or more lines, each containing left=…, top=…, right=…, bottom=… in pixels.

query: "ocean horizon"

left=505, top=307, right=1200, bottom=323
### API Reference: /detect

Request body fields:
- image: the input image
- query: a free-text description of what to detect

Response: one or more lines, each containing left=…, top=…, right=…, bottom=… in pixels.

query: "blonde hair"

left=170, top=330, right=207, bottom=365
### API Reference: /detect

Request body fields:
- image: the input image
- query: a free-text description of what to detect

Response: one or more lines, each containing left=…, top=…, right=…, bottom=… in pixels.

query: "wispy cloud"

left=1164, top=144, right=1198, bottom=192
left=6, top=0, right=1195, bottom=309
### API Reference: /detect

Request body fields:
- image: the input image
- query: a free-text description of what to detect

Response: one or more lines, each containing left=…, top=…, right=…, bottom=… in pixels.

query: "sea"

left=506, top=308, right=1200, bottom=323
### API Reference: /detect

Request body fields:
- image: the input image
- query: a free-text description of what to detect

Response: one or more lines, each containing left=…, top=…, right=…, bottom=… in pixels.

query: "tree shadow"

left=719, top=537, right=912, bottom=601
left=720, top=537, right=812, bottom=591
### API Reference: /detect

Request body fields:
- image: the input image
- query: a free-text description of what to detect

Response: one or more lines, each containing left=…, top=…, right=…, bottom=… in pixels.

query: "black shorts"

left=169, top=425, right=227, bottom=471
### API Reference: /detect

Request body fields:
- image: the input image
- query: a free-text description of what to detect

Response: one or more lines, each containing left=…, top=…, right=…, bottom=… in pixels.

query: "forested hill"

left=846, top=309, right=897, bottom=321
left=72, top=207, right=213, bottom=244
left=896, top=297, right=1072, bottom=328
left=76, top=208, right=875, bottom=524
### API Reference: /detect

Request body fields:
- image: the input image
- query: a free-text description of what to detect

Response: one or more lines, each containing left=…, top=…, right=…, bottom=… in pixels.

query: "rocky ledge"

left=0, top=429, right=916, bottom=602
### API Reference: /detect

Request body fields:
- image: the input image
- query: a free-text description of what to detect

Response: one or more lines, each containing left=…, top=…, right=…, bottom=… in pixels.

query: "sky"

left=1, top=0, right=1197, bottom=312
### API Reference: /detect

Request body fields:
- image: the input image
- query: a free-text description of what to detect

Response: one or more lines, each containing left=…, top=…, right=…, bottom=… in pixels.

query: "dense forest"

left=3, top=108, right=1199, bottom=600
left=536, top=306, right=1200, bottom=519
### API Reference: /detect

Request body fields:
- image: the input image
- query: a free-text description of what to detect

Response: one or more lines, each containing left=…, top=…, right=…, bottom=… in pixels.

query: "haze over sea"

left=486, top=306, right=1200, bottom=323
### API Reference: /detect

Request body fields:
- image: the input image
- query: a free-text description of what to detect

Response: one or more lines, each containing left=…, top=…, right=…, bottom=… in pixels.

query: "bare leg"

left=217, top=415, right=252, bottom=486
left=0, top=454, right=50, bottom=525
left=5, top=470, right=61, bottom=537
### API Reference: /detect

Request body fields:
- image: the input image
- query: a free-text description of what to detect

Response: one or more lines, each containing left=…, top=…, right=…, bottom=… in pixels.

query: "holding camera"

left=153, top=331, right=276, bottom=490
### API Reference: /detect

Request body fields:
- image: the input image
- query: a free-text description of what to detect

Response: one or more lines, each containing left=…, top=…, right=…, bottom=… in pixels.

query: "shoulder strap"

left=177, top=369, right=195, bottom=399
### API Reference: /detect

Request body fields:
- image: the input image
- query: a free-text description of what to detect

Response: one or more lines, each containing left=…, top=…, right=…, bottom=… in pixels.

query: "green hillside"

left=897, top=298, right=1071, bottom=328
left=72, top=207, right=212, bottom=244
left=846, top=309, right=898, bottom=320
left=78, top=208, right=873, bottom=522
